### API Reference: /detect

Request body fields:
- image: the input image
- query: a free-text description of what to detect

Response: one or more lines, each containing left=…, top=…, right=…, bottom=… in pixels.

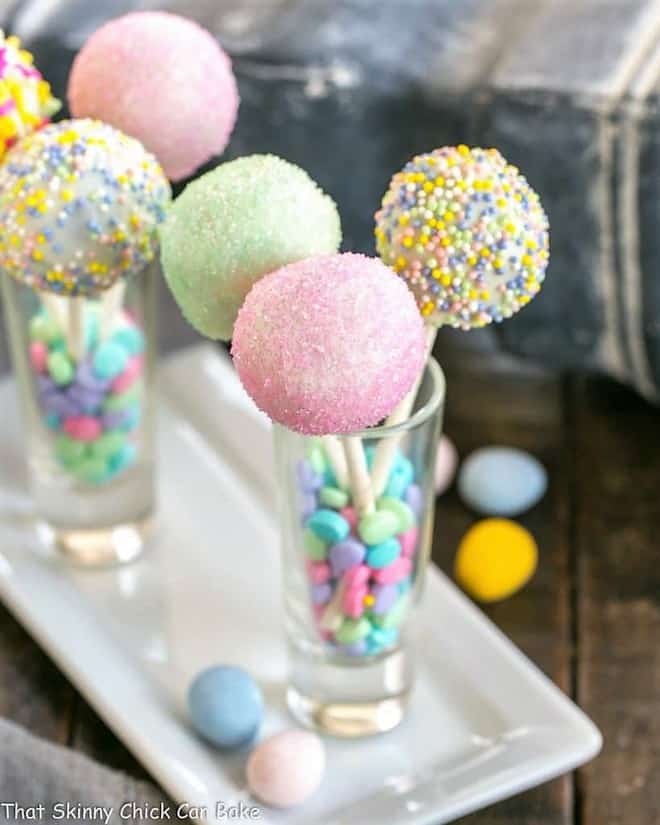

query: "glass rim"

left=344, top=356, right=445, bottom=439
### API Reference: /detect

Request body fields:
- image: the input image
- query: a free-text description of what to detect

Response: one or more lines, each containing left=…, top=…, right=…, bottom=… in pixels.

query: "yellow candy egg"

left=454, top=518, right=537, bottom=603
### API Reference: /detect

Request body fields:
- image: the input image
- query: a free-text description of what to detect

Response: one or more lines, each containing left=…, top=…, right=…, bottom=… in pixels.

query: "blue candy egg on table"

left=458, top=446, right=547, bottom=516
left=188, top=665, right=263, bottom=749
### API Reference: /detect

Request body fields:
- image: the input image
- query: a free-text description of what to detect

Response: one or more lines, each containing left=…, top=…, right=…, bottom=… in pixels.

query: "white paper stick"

left=370, top=326, right=438, bottom=497
left=99, top=279, right=127, bottom=342
left=321, top=435, right=349, bottom=490
left=343, top=435, right=375, bottom=516
left=320, top=578, right=346, bottom=633
left=39, top=292, right=66, bottom=331
left=68, top=296, right=85, bottom=362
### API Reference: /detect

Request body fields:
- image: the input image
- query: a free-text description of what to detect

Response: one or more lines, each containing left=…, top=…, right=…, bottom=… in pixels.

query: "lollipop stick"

left=320, top=577, right=346, bottom=632
left=99, top=279, right=126, bottom=342
left=68, top=296, right=85, bottom=362
left=371, top=326, right=437, bottom=497
left=343, top=436, right=375, bottom=516
left=39, top=291, right=66, bottom=331
left=322, top=435, right=349, bottom=490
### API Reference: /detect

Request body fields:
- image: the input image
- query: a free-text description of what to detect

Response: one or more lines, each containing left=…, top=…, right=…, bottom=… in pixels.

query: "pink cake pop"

left=68, top=12, right=239, bottom=181
left=231, top=253, right=426, bottom=435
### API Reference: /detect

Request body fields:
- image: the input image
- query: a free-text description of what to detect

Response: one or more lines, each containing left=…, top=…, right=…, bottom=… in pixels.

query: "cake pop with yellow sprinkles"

left=374, top=145, right=549, bottom=330
left=0, top=31, right=60, bottom=160
left=0, top=119, right=171, bottom=297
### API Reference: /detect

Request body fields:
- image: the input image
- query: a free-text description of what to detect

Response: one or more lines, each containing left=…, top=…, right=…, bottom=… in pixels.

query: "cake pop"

left=0, top=31, right=60, bottom=161
left=68, top=11, right=238, bottom=181
left=0, top=119, right=171, bottom=297
left=231, top=253, right=425, bottom=435
left=375, top=145, right=549, bottom=330
left=160, top=155, right=341, bottom=340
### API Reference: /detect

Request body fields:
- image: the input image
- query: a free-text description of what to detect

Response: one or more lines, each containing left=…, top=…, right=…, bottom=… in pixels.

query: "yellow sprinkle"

left=458, top=144, right=470, bottom=156
left=467, top=255, right=477, bottom=266
left=494, top=258, right=503, bottom=269
left=402, top=237, right=413, bottom=248
left=496, top=198, right=507, bottom=208
left=36, top=234, right=46, bottom=245
left=398, top=214, right=409, bottom=226
left=423, top=181, right=434, bottom=193
left=32, top=249, right=44, bottom=261
left=526, top=240, right=537, bottom=250
left=469, top=289, right=478, bottom=299
left=434, top=176, right=445, bottom=187
left=481, top=290, right=490, bottom=300
left=396, top=256, right=406, bottom=269
left=443, top=210, right=454, bottom=222
left=522, top=254, right=533, bottom=267
left=432, top=268, right=442, bottom=280
left=436, top=220, right=445, bottom=230
left=363, top=595, right=375, bottom=607
left=441, top=274, right=452, bottom=287
left=60, top=189, right=73, bottom=202
left=505, top=222, right=516, bottom=234
left=441, top=237, right=451, bottom=247
left=480, top=248, right=491, bottom=258
left=428, top=218, right=437, bottom=228
left=421, top=301, right=435, bottom=317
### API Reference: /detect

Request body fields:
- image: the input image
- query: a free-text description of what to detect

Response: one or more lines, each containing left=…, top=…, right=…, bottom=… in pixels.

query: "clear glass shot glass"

left=1, top=261, right=158, bottom=566
left=273, top=357, right=445, bottom=737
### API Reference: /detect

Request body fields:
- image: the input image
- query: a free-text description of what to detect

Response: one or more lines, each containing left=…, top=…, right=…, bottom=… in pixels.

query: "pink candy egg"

left=68, top=12, right=239, bottom=181
left=306, top=560, right=331, bottom=585
left=111, top=354, right=143, bottom=393
left=372, top=556, right=412, bottom=585
left=63, top=416, right=102, bottom=442
left=340, top=506, right=358, bottom=533
left=342, top=585, right=367, bottom=618
left=232, top=253, right=426, bottom=435
left=30, top=341, right=48, bottom=373
left=246, top=730, right=325, bottom=809
left=399, top=526, right=419, bottom=558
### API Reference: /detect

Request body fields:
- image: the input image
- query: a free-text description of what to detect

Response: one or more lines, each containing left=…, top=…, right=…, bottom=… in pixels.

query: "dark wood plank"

left=574, top=375, right=660, bottom=825
left=0, top=603, right=74, bottom=744
left=432, top=350, right=574, bottom=825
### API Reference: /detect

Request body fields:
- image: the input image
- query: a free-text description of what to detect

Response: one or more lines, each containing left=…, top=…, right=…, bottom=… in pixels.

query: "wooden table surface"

left=0, top=305, right=659, bottom=824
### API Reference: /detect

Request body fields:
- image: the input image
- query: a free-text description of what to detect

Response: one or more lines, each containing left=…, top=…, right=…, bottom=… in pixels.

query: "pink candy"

left=306, top=560, right=331, bottom=585
left=29, top=341, right=48, bottom=373
left=63, top=416, right=102, bottom=442
left=342, top=585, right=367, bottom=619
left=343, top=564, right=370, bottom=589
left=372, top=556, right=412, bottom=585
left=340, top=506, right=358, bottom=534
left=110, top=354, right=143, bottom=393
left=400, top=527, right=419, bottom=558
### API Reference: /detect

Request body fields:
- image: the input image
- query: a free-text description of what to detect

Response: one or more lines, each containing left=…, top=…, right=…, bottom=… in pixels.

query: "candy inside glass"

left=1, top=262, right=157, bottom=566
left=274, top=358, right=444, bottom=737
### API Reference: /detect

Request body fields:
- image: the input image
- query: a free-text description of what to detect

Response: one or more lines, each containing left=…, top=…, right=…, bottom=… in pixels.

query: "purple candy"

left=36, top=374, right=57, bottom=396
left=296, top=459, right=323, bottom=492
left=310, top=582, right=332, bottom=605
left=102, top=408, right=133, bottom=430
left=40, top=391, right=81, bottom=418
left=337, top=639, right=368, bottom=656
left=76, top=360, right=112, bottom=392
left=372, top=583, right=400, bottom=615
left=404, top=483, right=423, bottom=517
left=329, top=538, right=366, bottom=576
left=298, top=489, right=317, bottom=522
left=66, top=383, right=105, bottom=412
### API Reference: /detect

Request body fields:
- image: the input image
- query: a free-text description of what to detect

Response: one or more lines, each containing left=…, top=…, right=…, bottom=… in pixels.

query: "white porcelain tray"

left=0, top=344, right=601, bottom=825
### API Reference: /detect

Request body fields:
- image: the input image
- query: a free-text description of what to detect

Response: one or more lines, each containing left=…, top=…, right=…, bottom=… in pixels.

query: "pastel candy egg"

left=30, top=341, right=48, bottom=373
left=335, top=616, right=371, bottom=644
left=93, top=341, right=129, bottom=380
left=102, top=408, right=136, bottom=431
left=319, top=485, right=349, bottom=510
left=303, top=528, right=327, bottom=561
left=458, top=446, right=547, bottom=516
left=372, top=593, right=410, bottom=630
left=384, top=453, right=414, bottom=498
left=63, top=416, right=102, bottom=442
left=306, top=443, right=327, bottom=475
left=338, top=640, right=368, bottom=656
left=75, top=456, right=109, bottom=485
left=399, top=526, right=419, bottom=558
left=54, top=434, right=88, bottom=466
left=29, top=314, right=61, bottom=345
left=306, top=509, right=350, bottom=544
left=455, top=518, right=538, bottom=603
left=76, top=360, right=112, bottom=392
left=66, top=383, right=105, bottom=413
left=112, top=325, right=145, bottom=356
left=377, top=497, right=415, bottom=533
left=90, top=430, right=127, bottom=461
left=102, top=382, right=142, bottom=412
left=367, top=627, right=399, bottom=654
left=343, top=564, right=370, bottom=589
left=342, top=584, right=368, bottom=619
left=340, top=506, right=358, bottom=533
left=371, top=583, right=400, bottom=614
left=306, top=560, right=331, bottom=585
left=110, top=354, right=143, bottom=393
left=41, top=391, right=80, bottom=419
left=298, top=490, right=317, bottom=522
left=45, top=413, right=61, bottom=430
left=311, top=583, right=332, bottom=605
left=357, top=510, right=399, bottom=545
left=47, top=351, right=74, bottom=386
left=366, top=538, right=401, bottom=569
left=328, top=537, right=365, bottom=576
left=435, top=435, right=458, bottom=495
left=108, top=442, right=137, bottom=476
left=188, top=665, right=263, bottom=749
left=404, top=483, right=423, bottom=517
left=372, top=556, right=412, bottom=585
left=246, top=730, right=325, bottom=809
left=296, top=459, right=323, bottom=492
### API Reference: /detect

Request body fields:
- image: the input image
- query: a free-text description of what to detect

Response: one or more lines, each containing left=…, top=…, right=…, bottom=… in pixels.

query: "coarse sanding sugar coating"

left=375, top=145, right=550, bottom=330
left=0, top=119, right=171, bottom=297
left=231, top=253, right=426, bottom=435
left=160, top=155, right=342, bottom=341
left=68, top=11, right=239, bottom=182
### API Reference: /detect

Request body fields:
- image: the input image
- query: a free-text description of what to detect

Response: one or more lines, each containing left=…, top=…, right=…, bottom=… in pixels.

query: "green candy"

left=377, top=497, right=416, bottom=533
left=90, top=430, right=126, bottom=461
left=54, top=434, right=88, bottom=467
left=102, top=382, right=142, bottom=412
left=307, top=443, right=327, bottom=475
left=29, top=314, right=61, bottom=345
left=319, top=485, right=348, bottom=510
left=357, top=510, right=399, bottom=545
left=75, top=456, right=110, bottom=485
left=159, top=155, right=341, bottom=341
left=303, top=528, right=327, bottom=561
left=335, top=617, right=372, bottom=645
left=372, top=594, right=410, bottom=630
left=47, top=351, right=74, bottom=386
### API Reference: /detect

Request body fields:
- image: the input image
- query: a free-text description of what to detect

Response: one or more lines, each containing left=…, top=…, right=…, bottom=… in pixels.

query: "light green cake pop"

left=159, top=154, right=342, bottom=340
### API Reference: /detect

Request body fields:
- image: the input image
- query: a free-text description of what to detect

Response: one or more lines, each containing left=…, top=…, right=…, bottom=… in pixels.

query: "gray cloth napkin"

left=0, top=718, right=171, bottom=824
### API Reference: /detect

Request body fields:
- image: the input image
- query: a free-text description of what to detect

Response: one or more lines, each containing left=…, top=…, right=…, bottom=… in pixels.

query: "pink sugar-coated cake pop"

left=231, top=253, right=426, bottom=436
left=68, top=12, right=239, bottom=181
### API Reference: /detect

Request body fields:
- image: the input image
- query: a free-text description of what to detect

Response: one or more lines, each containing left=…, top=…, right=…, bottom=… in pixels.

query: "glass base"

left=36, top=515, right=153, bottom=567
left=287, top=685, right=409, bottom=737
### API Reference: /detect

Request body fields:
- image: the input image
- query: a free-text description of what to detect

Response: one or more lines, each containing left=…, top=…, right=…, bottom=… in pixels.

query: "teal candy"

left=335, top=617, right=371, bottom=644
left=103, top=382, right=142, bottom=412
left=108, top=442, right=137, bottom=476
left=188, top=665, right=263, bottom=749
left=112, top=325, right=145, bottom=356
left=47, top=351, right=74, bottom=386
left=29, top=314, right=61, bottom=345
left=366, top=538, right=401, bottom=568
left=303, top=528, right=327, bottom=561
left=358, top=510, right=399, bottom=545
left=367, top=627, right=399, bottom=654
left=319, top=486, right=349, bottom=510
left=385, top=454, right=414, bottom=498
left=45, top=413, right=60, bottom=430
left=119, top=405, right=141, bottom=432
left=372, top=593, right=410, bottom=630
left=365, top=444, right=376, bottom=469
left=307, top=509, right=350, bottom=544
left=93, top=341, right=129, bottom=380
left=324, top=466, right=337, bottom=487
left=377, top=497, right=416, bottom=533
left=84, top=312, right=99, bottom=351
left=398, top=577, right=413, bottom=595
